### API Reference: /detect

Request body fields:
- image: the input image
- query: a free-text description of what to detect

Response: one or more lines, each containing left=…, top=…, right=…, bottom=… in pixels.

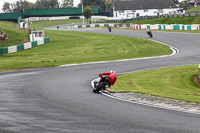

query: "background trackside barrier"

left=104, top=24, right=109, bottom=27
left=99, top=24, right=104, bottom=27
left=67, top=26, right=74, bottom=29
left=192, top=25, right=199, bottom=30
left=17, top=44, right=24, bottom=52
left=31, top=41, right=38, bottom=47
left=0, top=37, right=50, bottom=55
left=73, top=24, right=200, bottom=31
left=126, top=24, right=130, bottom=27
left=37, top=39, right=44, bottom=46
left=0, top=47, right=8, bottom=54
left=24, top=42, right=32, bottom=50
left=8, top=46, right=17, bottom=53
left=187, top=25, right=192, bottom=30
left=182, top=25, right=185, bottom=30
left=173, top=25, right=180, bottom=30
left=44, top=37, right=50, bottom=44
left=90, top=24, right=95, bottom=28
left=163, top=25, right=166, bottom=30
left=82, top=25, right=86, bottom=28
left=133, top=25, right=142, bottom=30
left=158, top=25, right=161, bottom=30
left=109, top=24, right=114, bottom=27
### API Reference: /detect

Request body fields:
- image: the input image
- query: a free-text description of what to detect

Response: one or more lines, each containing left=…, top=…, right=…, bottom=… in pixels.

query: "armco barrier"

left=32, top=41, right=38, bottom=47
left=73, top=24, right=200, bottom=31
left=0, top=47, right=8, bottom=54
left=0, top=37, right=50, bottom=55
left=17, top=44, right=24, bottom=52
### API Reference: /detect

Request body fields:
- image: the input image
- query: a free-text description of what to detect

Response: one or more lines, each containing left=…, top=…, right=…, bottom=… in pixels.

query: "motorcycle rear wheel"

left=93, top=82, right=105, bottom=93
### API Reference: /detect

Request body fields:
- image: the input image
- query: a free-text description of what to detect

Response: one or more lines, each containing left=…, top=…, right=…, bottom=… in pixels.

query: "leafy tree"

left=2, top=2, right=12, bottom=13
left=62, top=0, right=73, bottom=8
left=35, top=0, right=59, bottom=9
left=79, top=0, right=106, bottom=11
left=3, top=0, right=35, bottom=12
left=49, top=0, right=60, bottom=8
left=83, top=6, right=93, bottom=23
left=11, top=0, right=33, bottom=12
left=180, top=0, right=191, bottom=10
left=105, top=0, right=112, bottom=12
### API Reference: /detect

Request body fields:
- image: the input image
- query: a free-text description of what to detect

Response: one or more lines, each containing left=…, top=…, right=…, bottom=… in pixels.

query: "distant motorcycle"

left=108, top=26, right=112, bottom=32
left=147, top=30, right=153, bottom=37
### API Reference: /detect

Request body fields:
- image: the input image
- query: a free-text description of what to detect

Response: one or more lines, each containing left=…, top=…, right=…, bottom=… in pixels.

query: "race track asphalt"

left=0, top=26, right=200, bottom=133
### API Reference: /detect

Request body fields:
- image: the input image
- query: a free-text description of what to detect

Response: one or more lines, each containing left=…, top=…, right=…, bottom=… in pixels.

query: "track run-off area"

left=0, top=26, right=200, bottom=133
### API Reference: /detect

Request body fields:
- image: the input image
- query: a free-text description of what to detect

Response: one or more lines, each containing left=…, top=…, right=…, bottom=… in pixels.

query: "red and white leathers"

left=99, top=72, right=117, bottom=88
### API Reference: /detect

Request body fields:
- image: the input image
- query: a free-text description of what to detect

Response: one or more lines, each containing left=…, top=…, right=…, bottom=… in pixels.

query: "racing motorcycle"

left=147, top=30, right=153, bottom=37
left=91, top=75, right=110, bottom=93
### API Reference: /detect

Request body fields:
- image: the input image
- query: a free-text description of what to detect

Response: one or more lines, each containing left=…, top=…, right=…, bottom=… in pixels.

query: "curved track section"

left=0, top=28, right=200, bottom=133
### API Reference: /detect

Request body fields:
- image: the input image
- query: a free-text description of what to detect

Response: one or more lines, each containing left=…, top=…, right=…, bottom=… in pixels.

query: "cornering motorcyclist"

left=147, top=28, right=153, bottom=37
left=98, top=70, right=117, bottom=88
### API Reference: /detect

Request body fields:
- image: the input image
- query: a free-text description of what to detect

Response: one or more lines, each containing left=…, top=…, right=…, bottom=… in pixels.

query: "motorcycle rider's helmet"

left=110, top=70, right=116, bottom=74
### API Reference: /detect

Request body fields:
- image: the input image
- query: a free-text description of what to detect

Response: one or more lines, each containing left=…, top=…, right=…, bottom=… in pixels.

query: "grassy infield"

left=0, top=19, right=200, bottom=103
left=0, top=21, right=29, bottom=47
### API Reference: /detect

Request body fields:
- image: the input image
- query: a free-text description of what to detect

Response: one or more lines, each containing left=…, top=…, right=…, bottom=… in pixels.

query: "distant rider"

left=147, top=28, right=153, bottom=37
left=108, top=26, right=112, bottom=32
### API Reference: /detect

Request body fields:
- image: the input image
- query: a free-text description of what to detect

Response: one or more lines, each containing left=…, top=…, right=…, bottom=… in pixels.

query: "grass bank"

left=0, top=21, right=29, bottom=47
left=127, top=16, right=200, bottom=24
left=111, top=65, right=200, bottom=103
left=29, top=19, right=82, bottom=30
left=0, top=30, right=171, bottom=69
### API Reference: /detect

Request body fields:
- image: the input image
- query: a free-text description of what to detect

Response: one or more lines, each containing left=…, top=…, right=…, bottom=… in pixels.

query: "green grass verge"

left=0, top=30, right=171, bottom=69
left=29, top=19, right=82, bottom=30
left=0, top=21, right=29, bottom=47
left=127, top=16, right=200, bottom=24
left=111, top=65, right=200, bottom=103
left=186, top=6, right=200, bottom=14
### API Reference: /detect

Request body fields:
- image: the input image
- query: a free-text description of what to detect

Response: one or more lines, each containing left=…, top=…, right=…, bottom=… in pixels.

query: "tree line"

left=2, top=0, right=73, bottom=13
left=2, top=0, right=113, bottom=13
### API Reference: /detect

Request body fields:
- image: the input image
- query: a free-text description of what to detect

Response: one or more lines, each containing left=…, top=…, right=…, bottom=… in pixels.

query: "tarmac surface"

left=0, top=26, right=200, bottom=133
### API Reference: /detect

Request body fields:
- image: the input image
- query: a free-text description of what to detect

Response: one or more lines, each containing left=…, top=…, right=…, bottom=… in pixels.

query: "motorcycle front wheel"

left=93, top=82, right=105, bottom=93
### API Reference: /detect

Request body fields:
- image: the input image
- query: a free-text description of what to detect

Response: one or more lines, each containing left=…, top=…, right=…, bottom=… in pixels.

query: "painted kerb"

left=0, top=37, right=50, bottom=56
